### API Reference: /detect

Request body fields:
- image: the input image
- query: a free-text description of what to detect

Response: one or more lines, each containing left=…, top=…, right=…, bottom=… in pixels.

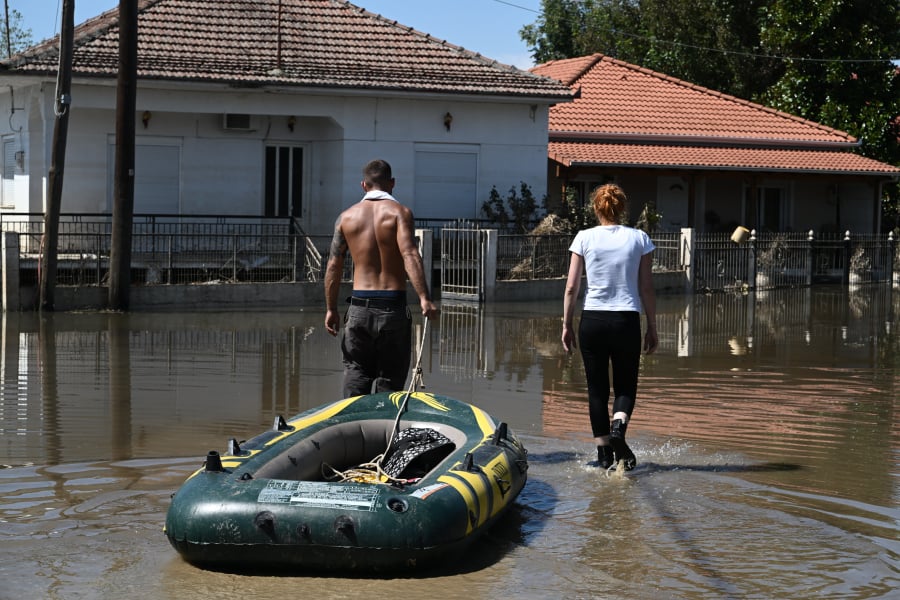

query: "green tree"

left=521, top=0, right=781, bottom=99
left=520, top=0, right=584, bottom=63
left=758, top=1, right=900, bottom=162
left=1, top=8, right=33, bottom=57
left=481, top=183, right=545, bottom=233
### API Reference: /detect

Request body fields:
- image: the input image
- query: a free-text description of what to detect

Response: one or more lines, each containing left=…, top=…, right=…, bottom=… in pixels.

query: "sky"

left=13, top=0, right=544, bottom=69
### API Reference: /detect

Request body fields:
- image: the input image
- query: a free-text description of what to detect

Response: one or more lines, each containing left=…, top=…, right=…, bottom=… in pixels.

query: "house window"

left=2, top=138, right=16, bottom=209
left=567, top=177, right=615, bottom=216
left=264, top=145, right=302, bottom=218
left=744, top=186, right=785, bottom=232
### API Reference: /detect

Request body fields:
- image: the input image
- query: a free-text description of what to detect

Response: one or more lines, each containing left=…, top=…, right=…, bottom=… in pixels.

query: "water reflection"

left=1, top=287, right=897, bottom=471
left=0, top=285, right=898, bottom=598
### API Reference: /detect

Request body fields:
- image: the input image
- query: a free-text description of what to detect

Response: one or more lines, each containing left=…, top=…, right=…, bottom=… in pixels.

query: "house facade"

left=0, top=0, right=572, bottom=236
left=532, top=55, right=900, bottom=234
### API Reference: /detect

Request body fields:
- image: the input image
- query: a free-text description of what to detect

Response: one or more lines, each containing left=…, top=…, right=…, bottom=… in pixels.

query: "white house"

left=0, top=0, right=573, bottom=235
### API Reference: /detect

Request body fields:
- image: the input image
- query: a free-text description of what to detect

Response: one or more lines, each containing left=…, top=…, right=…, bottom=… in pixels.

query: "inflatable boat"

left=164, top=391, right=528, bottom=572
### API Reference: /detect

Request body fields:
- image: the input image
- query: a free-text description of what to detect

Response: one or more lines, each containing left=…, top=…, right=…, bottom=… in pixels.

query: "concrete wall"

left=0, top=82, right=554, bottom=237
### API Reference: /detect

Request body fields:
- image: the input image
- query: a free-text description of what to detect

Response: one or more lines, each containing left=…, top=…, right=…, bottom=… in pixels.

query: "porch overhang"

left=548, top=141, right=900, bottom=178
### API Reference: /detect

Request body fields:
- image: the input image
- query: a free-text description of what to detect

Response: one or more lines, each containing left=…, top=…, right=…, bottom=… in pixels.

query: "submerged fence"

left=489, top=228, right=898, bottom=294
left=2, top=212, right=897, bottom=294
left=2, top=213, right=342, bottom=286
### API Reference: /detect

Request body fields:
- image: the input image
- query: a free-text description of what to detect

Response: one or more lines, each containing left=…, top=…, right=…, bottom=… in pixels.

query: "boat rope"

left=389, top=314, right=430, bottom=437
left=324, top=316, right=432, bottom=486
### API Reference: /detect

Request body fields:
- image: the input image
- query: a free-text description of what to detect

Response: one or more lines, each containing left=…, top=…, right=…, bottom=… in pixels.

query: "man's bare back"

left=338, top=198, right=413, bottom=292
left=324, top=161, right=437, bottom=337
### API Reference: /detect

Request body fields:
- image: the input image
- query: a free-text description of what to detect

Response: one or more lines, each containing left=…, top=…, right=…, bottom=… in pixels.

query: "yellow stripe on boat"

left=389, top=391, right=451, bottom=412
left=264, top=396, right=359, bottom=446
left=480, top=453, right=515, bottom=517
left=469, top=404, right=496, bottom=437
left=437, top=473, right=479, bottom=535
left=443, top=469, right=492, bottom=528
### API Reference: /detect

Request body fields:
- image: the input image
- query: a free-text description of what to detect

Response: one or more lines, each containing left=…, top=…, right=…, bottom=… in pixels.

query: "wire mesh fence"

left=497, top=234, right=572, bottom=280
left=4, top=212, right=897, bottom=294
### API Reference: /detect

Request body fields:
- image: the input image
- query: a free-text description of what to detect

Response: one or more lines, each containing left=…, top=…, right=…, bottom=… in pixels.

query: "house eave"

left=558, top=160, right=898, bottom=178
left=1, top=71, right=574, bottom=105
left=549, top=130, right=860, bottom=150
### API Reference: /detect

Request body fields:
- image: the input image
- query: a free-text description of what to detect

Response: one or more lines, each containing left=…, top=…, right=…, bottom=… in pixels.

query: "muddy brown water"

left=1, top=286, right=898, bottom=599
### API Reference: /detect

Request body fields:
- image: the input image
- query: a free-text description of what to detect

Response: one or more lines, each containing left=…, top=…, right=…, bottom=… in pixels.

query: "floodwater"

left=1, top=285, right=898, bottom=600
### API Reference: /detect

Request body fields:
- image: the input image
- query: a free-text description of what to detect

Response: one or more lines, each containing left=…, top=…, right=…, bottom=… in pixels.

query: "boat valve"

left=334, top=515, right=357, bottom=542
left=459, top=452, right=481, bottom=473
left=204, top=451, right=224, bottom=472
left=273, top=415, right=293, bottom=432
left=492, top=423, right=508, bottom=445
left=255, top=511, right=276, bottom=536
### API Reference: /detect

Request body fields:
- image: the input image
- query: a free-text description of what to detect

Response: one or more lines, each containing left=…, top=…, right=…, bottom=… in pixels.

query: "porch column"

left=415, top=228, right=433, bottom=296
left=483, top=229, right=498, bottom=303
left=2, top=232, right=20, bottom=311
left=680, top=227, right=694, bottom=292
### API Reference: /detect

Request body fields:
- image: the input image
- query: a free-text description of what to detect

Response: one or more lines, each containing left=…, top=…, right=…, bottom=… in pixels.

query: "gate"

left=440, top=227, right=487, bottom=301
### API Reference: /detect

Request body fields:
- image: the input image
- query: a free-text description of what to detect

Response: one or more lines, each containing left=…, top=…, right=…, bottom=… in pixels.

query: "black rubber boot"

left=609, top=419, right=637, bottom=471
left=597, top=445, right=614, bottom=469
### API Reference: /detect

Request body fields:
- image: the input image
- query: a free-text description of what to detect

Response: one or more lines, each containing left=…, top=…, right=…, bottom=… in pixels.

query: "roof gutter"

left=549, top=129, right=862, bottom=149
left=560, top=160, right=898, bottom=177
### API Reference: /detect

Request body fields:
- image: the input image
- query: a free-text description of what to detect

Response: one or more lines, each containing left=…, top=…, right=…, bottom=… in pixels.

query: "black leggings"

left=578, top=310, right=641, bottom=438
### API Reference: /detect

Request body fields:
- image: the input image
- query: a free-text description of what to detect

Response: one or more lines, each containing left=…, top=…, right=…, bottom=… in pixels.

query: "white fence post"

left=680, top=227, right=694, bottom=292
left=2, top=232, right=20, bottom=311
left=415, top=228, right=433, bottom=296
left=483, top=229, right=497, bottom=303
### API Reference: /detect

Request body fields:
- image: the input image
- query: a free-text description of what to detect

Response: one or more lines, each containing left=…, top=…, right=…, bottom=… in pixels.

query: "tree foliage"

left=481, top=183, right=545, bottom=233
left=1, top=8, right=33, bottom=58
left=521, top=0, right=900, bottom=228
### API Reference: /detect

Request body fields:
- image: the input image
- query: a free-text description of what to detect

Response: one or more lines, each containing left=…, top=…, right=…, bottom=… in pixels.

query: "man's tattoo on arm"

left=329, top=227, right=347, bottom=259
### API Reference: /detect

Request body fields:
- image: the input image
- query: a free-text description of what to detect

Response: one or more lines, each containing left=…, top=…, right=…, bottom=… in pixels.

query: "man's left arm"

left=324, top=218, right=347, bottom=336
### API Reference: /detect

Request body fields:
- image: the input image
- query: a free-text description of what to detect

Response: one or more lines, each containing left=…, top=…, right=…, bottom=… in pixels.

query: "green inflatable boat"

left=164, top=391, right=528, bottom=572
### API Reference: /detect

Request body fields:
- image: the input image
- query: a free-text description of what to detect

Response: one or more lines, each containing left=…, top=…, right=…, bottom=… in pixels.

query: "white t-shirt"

left=569, top=225, right=655, bottom=312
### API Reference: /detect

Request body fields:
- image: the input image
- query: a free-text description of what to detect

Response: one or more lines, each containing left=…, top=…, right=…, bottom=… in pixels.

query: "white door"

left=656, top=177, right=689, bottom=231
left=413, top=149, right=478, bottom=220
left=107, top=140, right=181, bottom=214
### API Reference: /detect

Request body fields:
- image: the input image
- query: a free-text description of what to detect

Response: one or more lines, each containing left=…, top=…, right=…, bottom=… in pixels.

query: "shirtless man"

left=324, top=159, right=438, bottom=397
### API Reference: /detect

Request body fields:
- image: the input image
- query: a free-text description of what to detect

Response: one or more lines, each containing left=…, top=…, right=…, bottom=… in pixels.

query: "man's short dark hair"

left=364, top=159, right=393, bottom=188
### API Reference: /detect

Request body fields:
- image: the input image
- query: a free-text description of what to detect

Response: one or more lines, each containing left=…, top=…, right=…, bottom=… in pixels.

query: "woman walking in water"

left=561, top=183, right=658, bottom=470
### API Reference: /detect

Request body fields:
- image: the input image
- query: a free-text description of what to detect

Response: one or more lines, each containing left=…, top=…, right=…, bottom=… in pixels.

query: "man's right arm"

left=396, top=207, right=438, bottom=319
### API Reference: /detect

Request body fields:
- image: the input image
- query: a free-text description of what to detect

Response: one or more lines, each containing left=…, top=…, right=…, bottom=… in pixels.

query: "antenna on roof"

left=276, top=0, right=283, bottom=71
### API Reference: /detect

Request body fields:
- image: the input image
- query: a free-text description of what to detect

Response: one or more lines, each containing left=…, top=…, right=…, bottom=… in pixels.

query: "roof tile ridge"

left=600, top=55, right=857, bottom=143
left=340, top=0, right=541, bottom=77
left=534, top=53, right=605, bottom=86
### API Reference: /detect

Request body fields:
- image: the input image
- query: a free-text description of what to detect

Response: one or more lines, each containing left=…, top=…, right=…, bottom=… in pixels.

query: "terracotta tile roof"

left=532, top=54, right=900, bottom=176
left=532, top=54, right=854, bottom=143
left=3, top=0, right=572, bottom=100
left=549, top=142, right=900, bottom=175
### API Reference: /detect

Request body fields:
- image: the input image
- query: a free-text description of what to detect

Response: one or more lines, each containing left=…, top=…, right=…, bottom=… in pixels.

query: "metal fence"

left=440, top=227, right=486, bottom=301
left=497, top=234, right=572, bottom=280
left=4, top=213, right=345, bottom=285
left=4, top=212, right=897, bottom=294
left=495, top=231, right=682, bottom=281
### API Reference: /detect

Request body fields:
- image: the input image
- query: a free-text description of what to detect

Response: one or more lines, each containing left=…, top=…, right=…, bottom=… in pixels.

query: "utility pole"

left=108, top=1, right=139, bottom=310
left=38, top=0, right=74, bottom=311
